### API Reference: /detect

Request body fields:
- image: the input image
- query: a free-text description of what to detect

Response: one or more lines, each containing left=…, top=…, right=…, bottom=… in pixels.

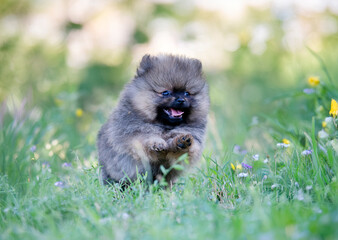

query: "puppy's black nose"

left=176, top=97, right=185, bottom=104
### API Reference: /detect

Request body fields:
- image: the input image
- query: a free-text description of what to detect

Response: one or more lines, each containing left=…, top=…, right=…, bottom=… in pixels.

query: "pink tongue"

left=170, top=108, right=184, bottom=117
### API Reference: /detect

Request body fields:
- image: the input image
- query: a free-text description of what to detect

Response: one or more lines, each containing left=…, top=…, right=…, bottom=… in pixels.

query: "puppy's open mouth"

left=163, top=108, right=184, bottom=119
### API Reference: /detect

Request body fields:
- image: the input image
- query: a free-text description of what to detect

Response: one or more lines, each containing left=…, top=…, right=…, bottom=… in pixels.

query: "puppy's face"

left=128, top=54, right=209, bottom=126
left=155, top=89, right=192, bottom=125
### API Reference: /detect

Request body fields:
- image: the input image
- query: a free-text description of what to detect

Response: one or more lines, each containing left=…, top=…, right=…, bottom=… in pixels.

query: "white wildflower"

left=121, top=213, right=129, bottom=220
left=252, top=154, right=259, bottom=161
left=325, top=117, right=333, bottom=123
left=237, top=172, right=249, bottom=178
left=276, top=143, right=290, bottom=148
left=296, top=189, right=304, bottom=201
left=318, top=130, right=329, bottom=139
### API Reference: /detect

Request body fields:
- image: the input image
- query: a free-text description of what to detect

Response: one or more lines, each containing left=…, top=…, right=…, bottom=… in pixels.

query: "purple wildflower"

left=233, top=145, right=240, bottom=153
left=241, top=162, right=252, bottom=169
left=301, top=149, right=312, bottom=156
left=42, top=161, right=51, bottom=168
left=303, top=88, right=315, bottom=94
left=62, top=162, right=72, bottom=168
left=30, top=145, right=37, bottom=152
left=233, top=145, right=247, bottom=155
left=54, top=181, right=66, bottom=188
left=240, top=149, right=248, bottom=155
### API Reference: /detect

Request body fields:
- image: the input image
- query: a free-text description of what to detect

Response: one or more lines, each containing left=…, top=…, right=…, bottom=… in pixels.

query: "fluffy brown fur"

left=97, top=54, right=209, bottom=185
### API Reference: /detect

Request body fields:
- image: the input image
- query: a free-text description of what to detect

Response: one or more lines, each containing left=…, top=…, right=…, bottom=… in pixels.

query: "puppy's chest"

left=160, top=128, right=182, bottom=140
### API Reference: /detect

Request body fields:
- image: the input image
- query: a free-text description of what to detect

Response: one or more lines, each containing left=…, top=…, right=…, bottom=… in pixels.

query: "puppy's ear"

left=191, top=58, right=202, bottom=75
left=136, top=54, right=154, bottom=77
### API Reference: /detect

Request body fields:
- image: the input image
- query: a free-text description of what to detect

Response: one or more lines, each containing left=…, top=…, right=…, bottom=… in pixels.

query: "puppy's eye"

left=184, top=91, right=190, bottom=97
left=162, top=90, right=171, bottom=97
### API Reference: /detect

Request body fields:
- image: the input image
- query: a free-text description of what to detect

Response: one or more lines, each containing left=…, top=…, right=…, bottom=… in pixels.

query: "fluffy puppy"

left=97, top=54, right=209, bottom=185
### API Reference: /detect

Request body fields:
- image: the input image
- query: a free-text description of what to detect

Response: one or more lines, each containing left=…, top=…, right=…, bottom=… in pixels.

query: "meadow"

left=1, top=1, right=338, bottom=239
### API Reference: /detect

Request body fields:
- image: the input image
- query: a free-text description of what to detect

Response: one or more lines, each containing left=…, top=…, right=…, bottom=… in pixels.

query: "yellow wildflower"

left=322, top=121, right=327, bottom=128
left=76, top=108, right=83, bottom=117
left=236, top=164, right=242, bottom=170
left=231, top=163, right=235, bottom=171
left=282, top=139, right=290, bottom=145
left=308, top=76, right=320, bottom=87
left=329, top=99, right=338, bottom=117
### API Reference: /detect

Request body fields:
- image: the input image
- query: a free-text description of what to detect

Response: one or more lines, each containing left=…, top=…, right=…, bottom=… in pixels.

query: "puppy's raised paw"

left=148, top=139, right=168, bottom=152
left=174, top=134, right=193, bottom=150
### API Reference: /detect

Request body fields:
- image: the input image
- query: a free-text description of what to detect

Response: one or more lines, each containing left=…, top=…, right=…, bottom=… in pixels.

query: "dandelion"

left=303, top=88, right=315, bottom=94
left=62, top=162, right=72, bottom=168
left=329, top=99, right=338, bottom=117
left=30, top=145, right=37, bottom=152
left=252, top=154, right=259, bottom=161
left=54, top=181, right=66, bottom=188
left=76, top=108, right=83, bottom=117
left=236, top=164, right=243, bottom=170
left=241, top=162, right=252, bottom=169
left=307, top=76, right=320, bottom=87
left=301, top=149, right=312, bottom=156
left=231, top=163, right=235, bottom=171
left=237, top=172, right=248, bottom=178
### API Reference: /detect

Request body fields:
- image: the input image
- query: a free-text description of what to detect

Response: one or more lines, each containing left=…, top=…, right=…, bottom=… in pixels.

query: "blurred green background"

left=1, top=2, right=338, bottom=239
left=1, top=0, right=337, bottom=152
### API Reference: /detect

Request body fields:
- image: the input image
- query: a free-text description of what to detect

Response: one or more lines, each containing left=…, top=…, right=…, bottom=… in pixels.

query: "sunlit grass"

left=0, top=71, right=337, bottom=239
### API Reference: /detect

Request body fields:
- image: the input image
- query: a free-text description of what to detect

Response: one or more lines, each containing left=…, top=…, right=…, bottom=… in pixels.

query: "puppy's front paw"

left=148, top=139, right=168, bottom=152
left=174, top=134, right=193, bottom=150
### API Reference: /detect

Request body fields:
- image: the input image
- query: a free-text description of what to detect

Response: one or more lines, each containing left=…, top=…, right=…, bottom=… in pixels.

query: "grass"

left=0, top=78, right=337, bottom=240
left=0, top=33, right=337, bottom=239
left=1, top=2, right=337, bottom=238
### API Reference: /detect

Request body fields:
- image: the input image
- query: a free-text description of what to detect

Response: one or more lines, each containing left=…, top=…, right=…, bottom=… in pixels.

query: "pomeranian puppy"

left=97, top=54, right=209, bottom=185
